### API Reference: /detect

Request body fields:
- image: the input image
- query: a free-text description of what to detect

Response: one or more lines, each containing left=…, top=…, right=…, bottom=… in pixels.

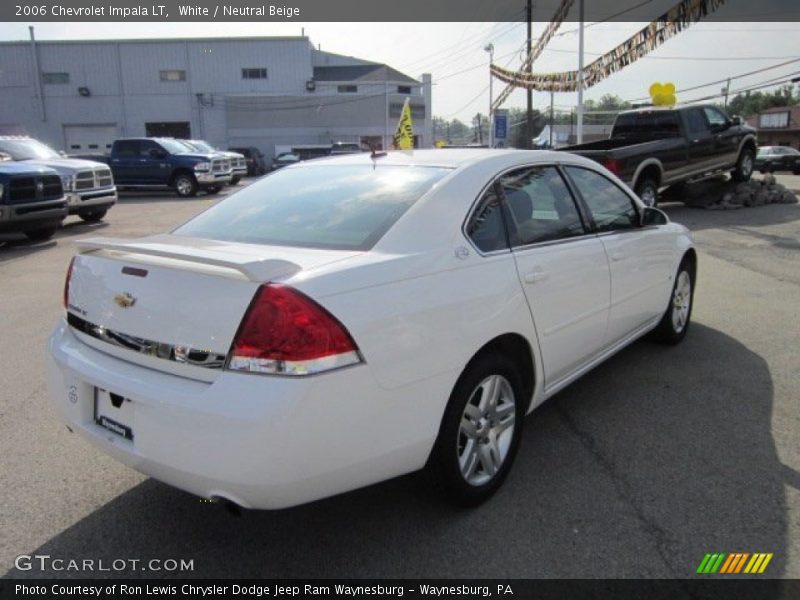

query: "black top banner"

left=2, top=0, right=800, bottom=22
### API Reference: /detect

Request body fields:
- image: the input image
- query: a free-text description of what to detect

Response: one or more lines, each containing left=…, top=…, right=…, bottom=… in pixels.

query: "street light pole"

left=485, top=43, right=494, bottom=148
left=576, top=0, right=585, bottom=144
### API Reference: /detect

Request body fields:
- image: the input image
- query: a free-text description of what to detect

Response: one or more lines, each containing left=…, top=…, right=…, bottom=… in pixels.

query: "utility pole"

left=722, top=78, right=731, bottom=109
left=485, top=43, right=495, bottom=148
left=576, top=0, right=584, bottom=144
left=526, top=0, right=533, bottom=149
left=549, top=90, right=554, bottom=148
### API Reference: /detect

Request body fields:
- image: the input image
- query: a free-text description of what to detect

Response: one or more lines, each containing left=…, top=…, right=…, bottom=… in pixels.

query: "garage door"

left=64, top=125, right=118, bottom=154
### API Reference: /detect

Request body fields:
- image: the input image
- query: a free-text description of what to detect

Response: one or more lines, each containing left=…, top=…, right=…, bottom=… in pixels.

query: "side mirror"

left=731, top=115, right=743, bottom=126
left=640, top=206, right=668, bottom=227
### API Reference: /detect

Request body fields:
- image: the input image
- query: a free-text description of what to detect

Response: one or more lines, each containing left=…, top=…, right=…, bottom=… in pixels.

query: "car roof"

left=288, top=148, right=593, bottom=170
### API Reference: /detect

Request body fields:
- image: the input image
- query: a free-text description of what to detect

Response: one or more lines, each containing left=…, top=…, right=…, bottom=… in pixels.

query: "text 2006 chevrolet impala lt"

left=48, top=149, right=696, bottom=509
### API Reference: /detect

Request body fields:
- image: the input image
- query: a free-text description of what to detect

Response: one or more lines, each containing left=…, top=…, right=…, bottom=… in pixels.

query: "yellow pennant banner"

left=393, top=98, right=414, bottom=150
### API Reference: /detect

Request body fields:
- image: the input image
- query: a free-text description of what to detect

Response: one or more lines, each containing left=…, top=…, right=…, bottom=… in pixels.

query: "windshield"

left=174, top=165, right=451, bottom=251
left=0, top=138, right=61, bottom=160
left=188, top=140, right=215, bottom=153
left=158, top=138, right=196, bottom=154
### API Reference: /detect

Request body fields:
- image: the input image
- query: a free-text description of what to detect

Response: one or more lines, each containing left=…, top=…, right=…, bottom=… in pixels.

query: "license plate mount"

left=94, top=388, right=134, bottom=441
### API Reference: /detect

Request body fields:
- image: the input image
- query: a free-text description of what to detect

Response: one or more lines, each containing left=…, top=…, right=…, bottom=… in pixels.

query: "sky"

left=1, top=16, right=798, bottom=124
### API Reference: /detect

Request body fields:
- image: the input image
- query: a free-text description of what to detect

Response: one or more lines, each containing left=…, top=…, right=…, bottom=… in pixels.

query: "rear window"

left=613, top=111, right=680, bottom=139
left=174, top=165, right=450, bottom=251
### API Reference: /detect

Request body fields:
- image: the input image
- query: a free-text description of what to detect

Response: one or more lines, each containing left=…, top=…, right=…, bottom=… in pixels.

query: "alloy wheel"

left=457, top=374, right=516, bottom=486
left=671, top=271, right=692, bottom=333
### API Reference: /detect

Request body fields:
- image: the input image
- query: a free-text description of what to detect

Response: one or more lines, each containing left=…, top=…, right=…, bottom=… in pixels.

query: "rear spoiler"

left=75, top=235, right=301, bottom=283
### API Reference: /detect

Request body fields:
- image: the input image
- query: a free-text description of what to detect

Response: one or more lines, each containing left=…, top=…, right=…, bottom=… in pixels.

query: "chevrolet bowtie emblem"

left=113, top=292, right=137, bottom=308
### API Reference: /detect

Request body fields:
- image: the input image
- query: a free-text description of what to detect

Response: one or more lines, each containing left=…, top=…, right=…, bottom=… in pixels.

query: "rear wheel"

left=78, top=208, right=107, bottom=223
left=24, top=226, right=57, bottom=241
left=430, top=354, right=525, bottom=506
left=173, top=173, right=198, bottom=197
left=634, top=177, right=659, bottom=207
left=732, top=148, right=755, bottom=182
left=652, top=259, right=695, bottom=344
left=230, top=176, right=241, bottom=185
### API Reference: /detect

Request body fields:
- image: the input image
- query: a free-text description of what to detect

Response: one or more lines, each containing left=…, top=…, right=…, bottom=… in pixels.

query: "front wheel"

left=732, top=148, right=755, bottom=182
left=230, top=176, right=241, bottom=185
left=634, top=178, right=659, bottom=207
left=429, top=354, right=525, bottom=506
left=173, top=173, right=198, bottom=197
left=652, top=260, right=695, bottom=344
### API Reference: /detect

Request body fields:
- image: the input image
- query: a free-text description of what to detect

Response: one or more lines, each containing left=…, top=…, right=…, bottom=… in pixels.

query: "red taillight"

left=63, top=257, right=76, bottom=310
left=603, top=158, right=622, bottom=176
left=227, top=284, right=361, bottom=376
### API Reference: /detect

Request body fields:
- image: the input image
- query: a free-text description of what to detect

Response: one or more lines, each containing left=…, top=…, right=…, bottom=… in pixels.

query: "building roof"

left=313, top=64, right=419, bottom=85
left=0, top=35, right=308, bottom=46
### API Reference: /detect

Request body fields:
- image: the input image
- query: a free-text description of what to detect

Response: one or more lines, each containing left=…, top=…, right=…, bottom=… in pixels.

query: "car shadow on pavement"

left=660, top=201, right=800, bottom=232
left=0, top=222, right=109, bottom=263
left=5, top=324, right=787, bottom=580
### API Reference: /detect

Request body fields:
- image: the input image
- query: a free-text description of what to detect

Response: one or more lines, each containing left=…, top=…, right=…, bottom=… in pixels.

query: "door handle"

left=523, top=269, right=548, bottom=284
left=609, top=252, right=625, bottom=262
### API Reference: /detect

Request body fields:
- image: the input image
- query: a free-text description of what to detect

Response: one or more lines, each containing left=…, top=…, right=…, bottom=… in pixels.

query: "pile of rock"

left=662, top=174, right=798, bottom=210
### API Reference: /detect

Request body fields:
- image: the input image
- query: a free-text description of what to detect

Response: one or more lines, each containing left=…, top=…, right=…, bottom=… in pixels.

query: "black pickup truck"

left=0, top=162, right=67, bottom=240
left=560, top=104, right=757, bottom=206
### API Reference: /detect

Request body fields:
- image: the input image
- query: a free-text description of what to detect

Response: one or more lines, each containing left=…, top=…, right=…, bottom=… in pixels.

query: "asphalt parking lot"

left=1, top=176, right=799, bottom=579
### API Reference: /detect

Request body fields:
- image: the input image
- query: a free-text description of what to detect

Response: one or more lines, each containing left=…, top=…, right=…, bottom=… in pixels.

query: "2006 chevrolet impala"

left=47, top=149, right=696, bottom=508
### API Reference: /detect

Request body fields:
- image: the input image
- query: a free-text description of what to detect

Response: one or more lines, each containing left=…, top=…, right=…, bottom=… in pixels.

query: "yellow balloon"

left=663, top=83, right=676, bottom=95
left=663, top=93, right=677, bottom=106
left=649, top=83, right=663, bottom=98
left=652, top=93, right=664, bottom=106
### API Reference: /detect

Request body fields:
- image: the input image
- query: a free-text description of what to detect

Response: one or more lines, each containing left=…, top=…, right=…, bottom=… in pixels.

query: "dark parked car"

left=755, top=146, right=800, bottom=174
left=272, top=152, right=300, bottom=170
left=560, top=104, right=757, bottom=206
left=77, top=138, right=232, bottom=197
left=229, top=146, right=268, bottom=177
left=0, top=163, right=66, bottom=240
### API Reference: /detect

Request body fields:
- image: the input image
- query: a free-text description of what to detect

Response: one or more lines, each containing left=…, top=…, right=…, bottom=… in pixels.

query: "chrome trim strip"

left=67, top=312, right=226, bottom=369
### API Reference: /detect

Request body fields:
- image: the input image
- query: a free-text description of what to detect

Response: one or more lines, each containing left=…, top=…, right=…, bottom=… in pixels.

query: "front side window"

left=499, top=166, right=586, bottom=246
left=566, top=167, right=639, bottom=232
left=175, top=165, right=451, bottom=251
left=703, top=107, right=728, bottom=129
left=338, top=85, right=358, bottom=93
left=138, top=140, right=162, bottom=157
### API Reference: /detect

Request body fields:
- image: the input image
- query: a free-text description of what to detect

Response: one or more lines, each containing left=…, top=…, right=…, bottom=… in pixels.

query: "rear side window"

left=174, top=165, right=450, bottom=251
left=499, top=166, right=586, bottom=246
left=114, top=140, right=139, bottom=156
left=565, top=167, right=639, bottom=232
left=466, top=186, right=508, bottom=253
left=686, top=109, right=708, bottom=134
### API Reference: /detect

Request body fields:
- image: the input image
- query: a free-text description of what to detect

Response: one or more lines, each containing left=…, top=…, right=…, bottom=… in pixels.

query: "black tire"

left=652, top=258, right=695, bottom=345
left=78, top=208, right=107, bottom=223
left=634, top=177, right=659, bottom=207
left=230, top=176, right=241, bottom=186
left=173, top=173, right=198, bottom=197
left=24, top=226, right=57, bottom=241
left=732, top=147, right=755, bottom=182
left=429, top=354, right=526, bottom=507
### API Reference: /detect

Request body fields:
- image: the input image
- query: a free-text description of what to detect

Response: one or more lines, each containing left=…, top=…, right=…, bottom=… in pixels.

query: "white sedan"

left=47, top=149, right=695, bottom=509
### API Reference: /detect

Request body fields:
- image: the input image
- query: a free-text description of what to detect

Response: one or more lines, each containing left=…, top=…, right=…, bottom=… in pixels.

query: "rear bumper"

left=66, top=188, right=117, bottom=214
left=47, top=320, right=451, bottom=509
left=0, top=198, right=67, bottom=232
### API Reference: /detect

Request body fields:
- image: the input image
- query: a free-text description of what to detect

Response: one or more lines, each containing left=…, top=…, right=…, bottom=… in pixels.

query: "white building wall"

left=0, top=37, right=431, bottom=158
